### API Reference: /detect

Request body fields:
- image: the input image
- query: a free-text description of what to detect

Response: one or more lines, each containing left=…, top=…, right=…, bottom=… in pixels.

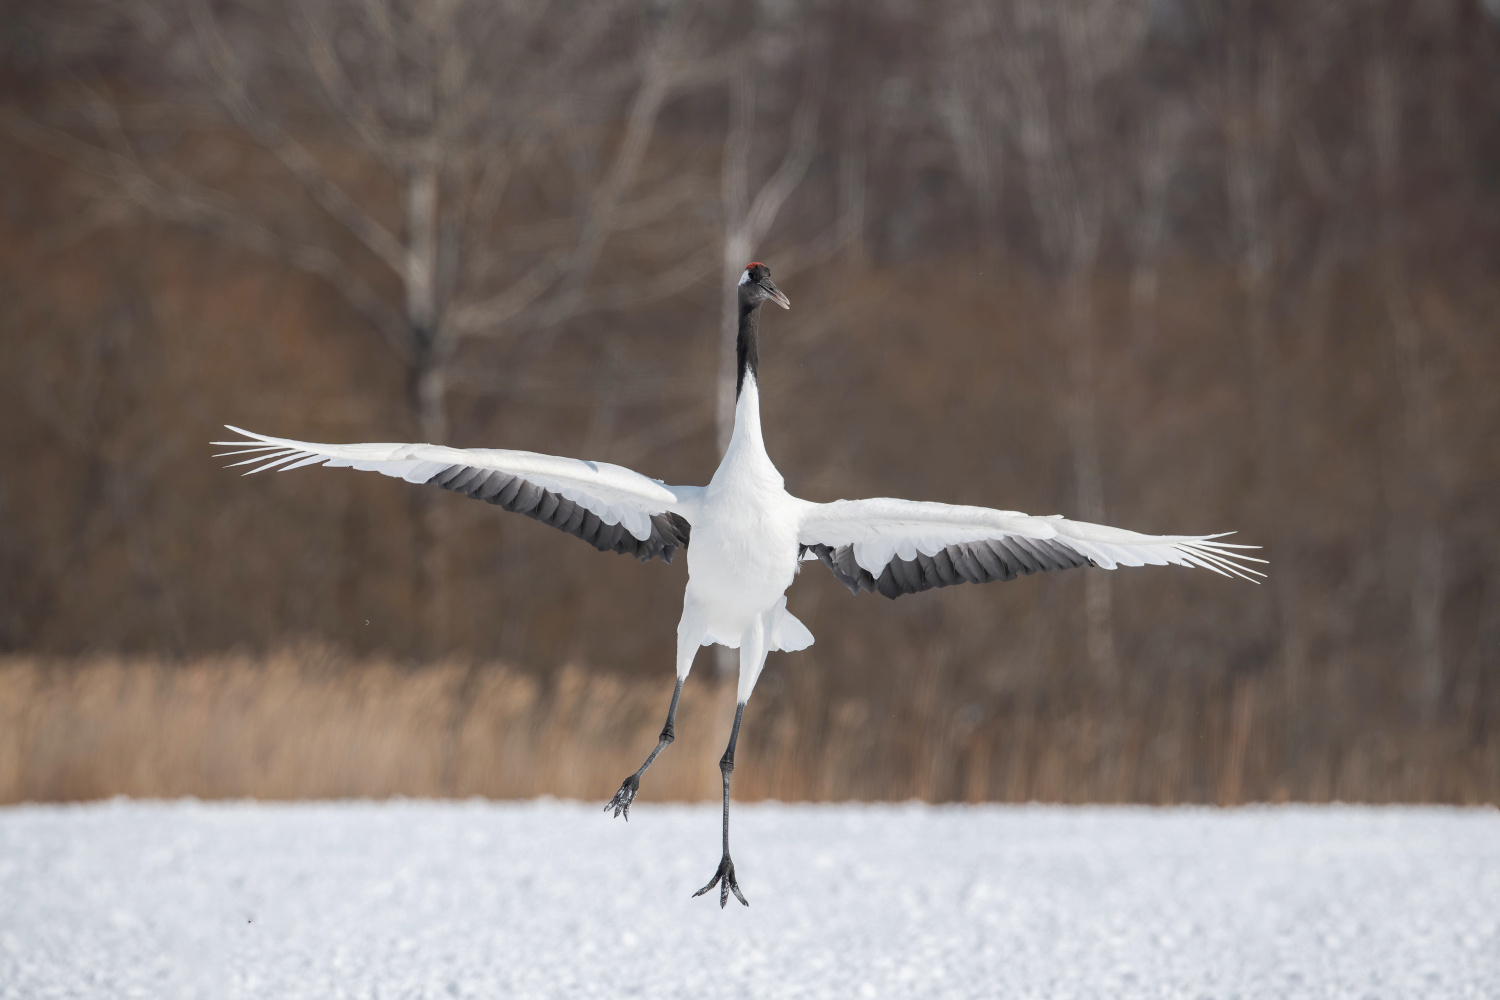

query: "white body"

left=676, top=376, right=814, bottom=700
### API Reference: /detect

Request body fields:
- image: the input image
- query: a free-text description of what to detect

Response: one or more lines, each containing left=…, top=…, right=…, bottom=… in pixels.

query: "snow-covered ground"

left=1, top=800, right=1495, bottom=999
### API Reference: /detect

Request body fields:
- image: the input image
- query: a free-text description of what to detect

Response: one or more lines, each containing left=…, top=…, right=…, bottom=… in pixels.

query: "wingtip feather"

left=224, top=451, right=285, bottom=469
left=1174, top=539, right=1267, bottom=583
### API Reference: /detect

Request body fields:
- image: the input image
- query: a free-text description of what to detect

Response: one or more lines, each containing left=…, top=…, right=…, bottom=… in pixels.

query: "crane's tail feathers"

left=768, top=598, right=815, bottom=652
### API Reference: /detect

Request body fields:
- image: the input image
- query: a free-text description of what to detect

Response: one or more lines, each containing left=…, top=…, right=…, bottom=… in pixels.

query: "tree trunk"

left=1127, top=103, right=1187, bottom=353
left=412, top=349, right=449, bottom=657
left=1061, top=264, right=1115, bottom=687
left=1243, top=249, right=1307, bottom=708
left=1383, top=255, right=1446, bottom=719
left=1368, top=45, right=1445, bottom=720
left=1224, top=32, right=1309, bottom=742
left=406, top=161, right=448, bottom=657
left=406, top=164, right=440, bottom=335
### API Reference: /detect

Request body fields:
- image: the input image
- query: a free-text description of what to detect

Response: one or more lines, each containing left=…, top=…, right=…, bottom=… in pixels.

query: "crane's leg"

left=694, top=701, right=748, bottom=907
left=605, top=606, right=705, bottom=820
left=694, top=616, right=767, bottom=908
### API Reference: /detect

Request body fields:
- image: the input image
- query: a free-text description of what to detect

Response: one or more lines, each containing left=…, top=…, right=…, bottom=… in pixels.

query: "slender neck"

left=722, top=299, right=772, bottom=472
left=735, top=300, right=760, bottom=399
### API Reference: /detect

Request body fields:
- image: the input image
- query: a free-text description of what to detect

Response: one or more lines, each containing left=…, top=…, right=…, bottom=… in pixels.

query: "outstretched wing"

left=797, top=498, right=1263, bottom=599
left=214, top=426, right=697, bottom=563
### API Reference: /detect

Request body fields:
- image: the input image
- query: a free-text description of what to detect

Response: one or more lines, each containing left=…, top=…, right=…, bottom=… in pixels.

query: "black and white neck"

left=735, top=292, right=761, bottom=401
left=726, top=262, right=791, bottom=462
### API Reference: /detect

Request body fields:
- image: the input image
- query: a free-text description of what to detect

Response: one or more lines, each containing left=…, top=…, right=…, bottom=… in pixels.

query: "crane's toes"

left=692, top=853, right=748, bottom=908
left=604, top=776, right=639, bottom=820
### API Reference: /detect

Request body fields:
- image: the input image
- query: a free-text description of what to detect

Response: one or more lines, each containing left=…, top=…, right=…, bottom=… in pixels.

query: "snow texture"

left=1, top=800, right=1496, bottom=999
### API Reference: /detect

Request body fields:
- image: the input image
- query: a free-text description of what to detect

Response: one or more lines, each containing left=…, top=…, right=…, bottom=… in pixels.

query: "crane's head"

left=738, top=262, right=790, bottom=310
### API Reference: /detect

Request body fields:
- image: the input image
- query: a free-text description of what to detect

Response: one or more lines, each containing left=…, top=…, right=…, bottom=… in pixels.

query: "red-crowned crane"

left=215, top=263, right=1263, bottom=907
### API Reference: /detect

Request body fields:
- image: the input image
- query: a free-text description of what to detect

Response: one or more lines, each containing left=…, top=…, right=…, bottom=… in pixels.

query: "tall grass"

left=2, top=649, right=1495, bottom=805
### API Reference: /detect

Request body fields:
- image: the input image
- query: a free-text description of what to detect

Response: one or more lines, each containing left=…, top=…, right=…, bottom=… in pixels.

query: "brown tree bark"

left=1367, top=32, right=1445, bottom=720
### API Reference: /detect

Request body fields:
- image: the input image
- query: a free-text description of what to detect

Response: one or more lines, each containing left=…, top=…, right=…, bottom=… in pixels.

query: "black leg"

left=694, top=702, right=748, bottom=908
left=605, top=676, right=684, bottom=820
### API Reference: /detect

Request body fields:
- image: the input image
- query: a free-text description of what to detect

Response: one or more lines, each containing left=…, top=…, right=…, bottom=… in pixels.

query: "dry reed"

left=1, top=650, right=1495, bottom=805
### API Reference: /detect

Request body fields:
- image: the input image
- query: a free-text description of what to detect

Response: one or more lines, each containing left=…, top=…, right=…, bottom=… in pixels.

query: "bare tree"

left=14, top=264, right=186, bottom=655
left=1003, top=0, right=1150, bottom=687
left=1126, top=99, right=1192, bottom=350
left=1219, top=17, right=1300, bottom=693
left=1215, top=12, right=1343, bottom=747
left=1366, top=17, right=1446, bottom=719
left=7, top=0, right=727, bottom=650
left=934, top=0, right=1008, bottom=256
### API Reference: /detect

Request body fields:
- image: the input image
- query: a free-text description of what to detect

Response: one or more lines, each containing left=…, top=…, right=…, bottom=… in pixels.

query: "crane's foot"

left=693, top=852, right=748, bottom=908
left=604, top=775, right=639, bottom=820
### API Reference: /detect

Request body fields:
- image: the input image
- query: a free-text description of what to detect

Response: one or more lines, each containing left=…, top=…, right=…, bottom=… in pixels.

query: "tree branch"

left=743, top=79, right=821, bottom=246
left=189, top=0, right=409, bottom=275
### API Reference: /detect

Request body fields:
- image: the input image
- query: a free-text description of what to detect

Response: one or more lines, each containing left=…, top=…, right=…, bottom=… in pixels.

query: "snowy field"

left=1, top=800, right=1496, bottom=999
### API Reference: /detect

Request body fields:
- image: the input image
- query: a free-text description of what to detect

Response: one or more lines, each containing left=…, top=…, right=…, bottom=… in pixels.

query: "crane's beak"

left=761, top=278, right=791, bottom=309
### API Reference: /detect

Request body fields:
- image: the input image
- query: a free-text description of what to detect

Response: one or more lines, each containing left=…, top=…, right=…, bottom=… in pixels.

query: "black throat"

left=735, top=299, right=760, bottom=398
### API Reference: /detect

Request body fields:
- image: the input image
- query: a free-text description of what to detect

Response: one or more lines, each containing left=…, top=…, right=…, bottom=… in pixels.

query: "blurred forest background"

left=1, top=0, right=1497, bottom=805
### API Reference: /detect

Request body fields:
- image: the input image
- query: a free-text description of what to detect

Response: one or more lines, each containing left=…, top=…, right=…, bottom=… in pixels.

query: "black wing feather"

left=800, top=536, right=1096, bottom=600
left=429, top=464, right=689, bottom=564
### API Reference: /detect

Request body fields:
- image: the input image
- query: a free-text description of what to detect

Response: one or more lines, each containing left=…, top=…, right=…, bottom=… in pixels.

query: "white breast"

left=686, top=447, right=803, bottom=644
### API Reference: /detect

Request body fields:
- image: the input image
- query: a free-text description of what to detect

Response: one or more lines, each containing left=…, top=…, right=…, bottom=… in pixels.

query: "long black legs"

left=605, top=676, right=685, bottom=820
left=694, top=701, right=748, bottom=908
